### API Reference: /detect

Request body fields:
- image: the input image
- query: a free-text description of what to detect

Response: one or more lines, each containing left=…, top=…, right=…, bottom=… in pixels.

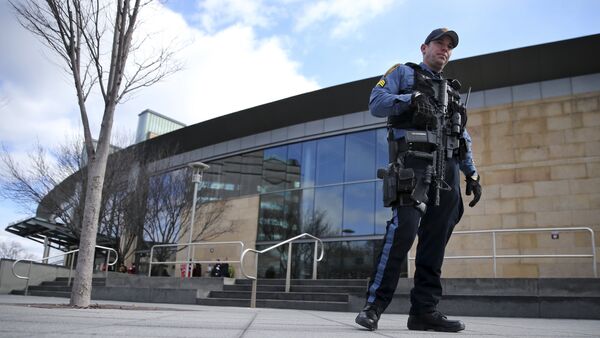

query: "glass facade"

left=253, top=239, right=410, bottom=279
left=201, top=127, right=403, bottom=279
left=255, top=129, right=389, bottom=241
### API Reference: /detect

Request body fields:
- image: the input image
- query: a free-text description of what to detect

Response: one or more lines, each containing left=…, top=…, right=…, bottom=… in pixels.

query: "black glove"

left=465, top=174, right=482, bottom=207
left=411, top=91, right=437, bottom=128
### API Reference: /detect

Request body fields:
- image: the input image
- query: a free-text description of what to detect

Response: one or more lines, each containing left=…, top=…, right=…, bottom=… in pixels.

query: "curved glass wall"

left=257, top=128, right=389, bottom=241
left=201, top=127, right=402, bottom=278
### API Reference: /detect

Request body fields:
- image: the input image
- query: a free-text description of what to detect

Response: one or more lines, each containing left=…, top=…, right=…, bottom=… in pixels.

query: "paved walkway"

left=1, top=295, right=599, bottom=337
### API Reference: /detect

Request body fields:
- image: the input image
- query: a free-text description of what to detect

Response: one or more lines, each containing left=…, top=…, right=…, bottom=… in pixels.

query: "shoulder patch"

left=376, top=79, right=386, bottom=87
left=384, top=63, right=401, bottom=76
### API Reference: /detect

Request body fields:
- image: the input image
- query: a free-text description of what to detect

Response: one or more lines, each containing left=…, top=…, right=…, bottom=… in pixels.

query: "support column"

left=42, top=236, right=51, bottom=264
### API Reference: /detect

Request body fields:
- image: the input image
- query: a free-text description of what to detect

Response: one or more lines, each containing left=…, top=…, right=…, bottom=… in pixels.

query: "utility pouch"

left=397, top=168, right=416, bottom=193
left=411, top=165, right=432, bottom=205
left=396, top=167, right=417, bottom=207
left=378, top=165, right=398, bottom=208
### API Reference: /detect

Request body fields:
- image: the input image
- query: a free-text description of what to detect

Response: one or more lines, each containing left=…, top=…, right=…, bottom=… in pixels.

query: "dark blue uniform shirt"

left=369, top=62, right=478, bottom=176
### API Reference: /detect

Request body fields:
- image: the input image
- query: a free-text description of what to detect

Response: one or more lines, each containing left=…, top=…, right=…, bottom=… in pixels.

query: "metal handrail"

left=148, top=241, right=245, bottom=277
left=240, top=233, right=324, bottom=308
left=12, top=245, right=118, bottom=295
left=407, top=227, right=597, bottom=277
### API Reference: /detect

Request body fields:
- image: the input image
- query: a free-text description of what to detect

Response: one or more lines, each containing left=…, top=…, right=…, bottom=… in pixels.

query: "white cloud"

left=295, top=0, right=396, bottom=38
left=0, top=1, right=319, bottom=149
left=117, top=2, right=319, bottom=128
left=0, top=2, right=82, bottom=152
left=193, top=0, right=278, bottom=33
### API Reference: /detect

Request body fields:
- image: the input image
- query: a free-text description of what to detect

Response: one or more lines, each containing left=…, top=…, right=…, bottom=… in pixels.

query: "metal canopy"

left=5, top=217, right=114, bottom=252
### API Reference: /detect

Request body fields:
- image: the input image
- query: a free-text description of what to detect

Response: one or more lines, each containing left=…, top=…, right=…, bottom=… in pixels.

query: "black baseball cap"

left=424, top=28, right=459, bottom=48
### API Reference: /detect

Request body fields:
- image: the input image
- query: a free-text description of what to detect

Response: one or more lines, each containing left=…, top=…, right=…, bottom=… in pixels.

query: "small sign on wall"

left=551, top=231, right=559, bottom=240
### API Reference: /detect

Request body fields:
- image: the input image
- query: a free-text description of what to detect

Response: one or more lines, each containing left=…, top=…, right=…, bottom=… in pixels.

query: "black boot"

left=407, top=311, right=465, bottom=332
left=355, top=304, right=381, bottom=331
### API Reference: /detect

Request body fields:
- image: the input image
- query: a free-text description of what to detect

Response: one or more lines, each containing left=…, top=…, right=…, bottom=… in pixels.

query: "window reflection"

left=188, top=127, right=401, bottom=280
left=239, top=151, right=263, bottom=196
left=221, top=156, right=242, bottom=198
left=202, top=129, right=387, bottom=204
left=256, top=240, right=394, bottom=280
left=319, top=241, right=375, bottom=279
left=320, top=240, right=406, bottom=279
left=195, top=127, right=399, bottom=279
left=202, top=160, right=224, bottom=199
left=262, top=147, right=287, bottom=193
left=256, top=128, right=390, bottom=241
left=342, top=182, right=375, bottom=236
left=345, top=130, right=376, bottom=182
left=258, top=190, right=306, bottom=241
left=287, top=143, right=302, bottom=190
left=144, top=168, right=189, bottom=245
left=299, top=188, right=314, bottom=233
left=376, top=128, right=389, bottom=169
left=257, top=192, right=285, bottom=241
left=198, top=129, right=388, bottom=203
left=301, top=140, right=316, bottom=188
left=284, top=190, right=301, bottom=238
left=316, top=135, right=345, bottom=185
left=314, top=185, right=343, bottom=236
left=256, top=243, right=288, bottom=279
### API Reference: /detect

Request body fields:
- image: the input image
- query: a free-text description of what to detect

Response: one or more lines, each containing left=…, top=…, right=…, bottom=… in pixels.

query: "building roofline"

left=137, top=34, right=600, bottom=161
left=442, top=34, right=600, bottom=92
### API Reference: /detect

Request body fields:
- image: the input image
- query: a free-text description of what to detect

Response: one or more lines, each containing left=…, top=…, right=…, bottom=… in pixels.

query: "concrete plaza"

left=0, top=294, right=598, bottom=337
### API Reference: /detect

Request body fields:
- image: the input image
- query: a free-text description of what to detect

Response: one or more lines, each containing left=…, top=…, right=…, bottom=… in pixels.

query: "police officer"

left=355, top=28, right=482, bottom=332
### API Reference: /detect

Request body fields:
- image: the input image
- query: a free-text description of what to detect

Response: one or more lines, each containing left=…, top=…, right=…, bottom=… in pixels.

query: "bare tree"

left=0, top=240, right=35, bottom=260
left=96, top=141, right=139, bottom=265
left=1, top=137, right=232, bottom=273
left=11, top=0, right=180, bottom=306
left=0, top=139, right=84, bottom=227
left=0, top=134, right=135, bottom=260
left=143, top=168, right=232, bottom=266
left=258, top=192, right=333, bottom=279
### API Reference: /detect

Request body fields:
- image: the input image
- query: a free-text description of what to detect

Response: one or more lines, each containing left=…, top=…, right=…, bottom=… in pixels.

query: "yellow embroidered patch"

left=377, top=79, right=386, bottom=87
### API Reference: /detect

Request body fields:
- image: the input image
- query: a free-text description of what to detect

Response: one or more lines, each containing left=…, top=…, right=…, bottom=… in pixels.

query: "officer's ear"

left=420, top=43, right=427, bottom=56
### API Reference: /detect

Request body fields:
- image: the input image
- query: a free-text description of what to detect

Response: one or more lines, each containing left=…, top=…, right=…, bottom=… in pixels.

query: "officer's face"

left=421, top=36, right=454, bottom=72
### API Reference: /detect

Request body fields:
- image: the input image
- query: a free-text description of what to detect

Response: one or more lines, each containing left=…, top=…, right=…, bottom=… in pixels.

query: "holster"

left=377, top=165, right=396, bottom=207
left=377, top=164, right=415, bottom=208
left=378, top=128, right=435, bottom=213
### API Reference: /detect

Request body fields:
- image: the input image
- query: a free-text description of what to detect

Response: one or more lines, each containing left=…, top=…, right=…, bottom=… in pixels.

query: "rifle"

left=431, top=79, right=466, bottom=206
left=431, top=80, right=447, bottom=206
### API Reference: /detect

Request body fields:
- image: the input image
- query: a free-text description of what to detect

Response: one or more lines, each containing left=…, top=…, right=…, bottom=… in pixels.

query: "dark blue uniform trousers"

left=366, top=157, right=464, bottom=315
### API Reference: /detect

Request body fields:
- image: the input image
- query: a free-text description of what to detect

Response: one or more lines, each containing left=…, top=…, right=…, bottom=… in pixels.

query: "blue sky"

left=1, top=0, right=599, bottom=257
left=163, top=0, right=600, bottom=87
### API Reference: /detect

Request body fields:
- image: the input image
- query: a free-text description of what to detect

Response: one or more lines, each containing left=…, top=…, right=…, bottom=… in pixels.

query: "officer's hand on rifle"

left=465, top=173, right=481, bottom=207
left=411, top=91, right=437, bottom=128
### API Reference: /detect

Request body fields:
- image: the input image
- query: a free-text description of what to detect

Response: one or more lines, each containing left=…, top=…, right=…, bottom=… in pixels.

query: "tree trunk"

left=70, top=105, right=114, bottom=307
left=69, top=158, right=105, bottom=306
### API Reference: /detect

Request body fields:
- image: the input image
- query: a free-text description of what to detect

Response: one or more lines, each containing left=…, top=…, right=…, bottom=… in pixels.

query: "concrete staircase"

left=10, top=277, right=600, bottom=319
left=11, top=277, right=106, bottom=297
left=197, top=278, right=367, bottom=311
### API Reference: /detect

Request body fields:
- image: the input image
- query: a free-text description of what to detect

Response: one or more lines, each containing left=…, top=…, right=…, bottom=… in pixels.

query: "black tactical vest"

left=388, top=62, right=465, bottom=130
